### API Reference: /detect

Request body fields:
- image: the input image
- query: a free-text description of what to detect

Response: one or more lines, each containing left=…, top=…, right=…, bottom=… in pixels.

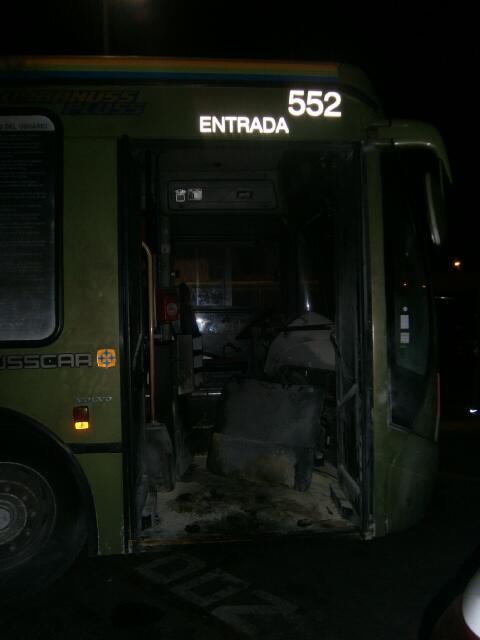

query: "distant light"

left=453, top=258, right=462, bottom=271
left=402, top=281, right=408, bottom=288
left=195, top=315, right=207, bottom=332
left=469, top=408, right=478, bottom=415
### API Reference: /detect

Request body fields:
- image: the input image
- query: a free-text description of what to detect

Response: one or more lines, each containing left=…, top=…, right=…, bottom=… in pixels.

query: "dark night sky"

left=1, top=1, right=477, bottom=263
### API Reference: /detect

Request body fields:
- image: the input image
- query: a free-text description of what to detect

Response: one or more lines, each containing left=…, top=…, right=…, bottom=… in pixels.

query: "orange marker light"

left=73, top=406, right=90, bottom=430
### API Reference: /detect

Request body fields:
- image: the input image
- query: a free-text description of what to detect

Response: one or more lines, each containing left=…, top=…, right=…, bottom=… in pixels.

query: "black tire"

left=0, top=444, right=88, bottom=601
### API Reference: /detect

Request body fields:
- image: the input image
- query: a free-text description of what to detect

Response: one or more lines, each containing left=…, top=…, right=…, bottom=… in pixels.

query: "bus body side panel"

left=77, top=453, right=124, bottom=555
left=0, top=135, right=125, bottom=554
left=63, top=136, right=125, bottom=553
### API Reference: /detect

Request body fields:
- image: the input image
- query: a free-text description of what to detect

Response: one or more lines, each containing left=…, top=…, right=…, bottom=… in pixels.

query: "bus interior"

left=122, top=141, right=367, bottom=545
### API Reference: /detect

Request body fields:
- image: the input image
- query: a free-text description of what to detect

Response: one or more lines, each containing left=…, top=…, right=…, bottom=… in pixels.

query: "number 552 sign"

left=288, top=89, right=342, bottom=118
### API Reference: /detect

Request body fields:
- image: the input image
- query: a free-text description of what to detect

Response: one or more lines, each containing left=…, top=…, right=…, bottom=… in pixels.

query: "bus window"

left=297, top=213, right=335, bottom=318
left=382, top=150, right=435, bottom=429
left=0, top=114, right=60, bottom=344
left=173, top=236, right=282, bottom=375
left=174, top=240, right=281, bottom=310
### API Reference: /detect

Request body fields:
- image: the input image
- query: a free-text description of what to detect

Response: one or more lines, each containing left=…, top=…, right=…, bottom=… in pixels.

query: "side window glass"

left=0, top=113, right=60, bottom=343
left=297, top=214, right=335, bottom=319
left=382, top=151, right=435, bottom=429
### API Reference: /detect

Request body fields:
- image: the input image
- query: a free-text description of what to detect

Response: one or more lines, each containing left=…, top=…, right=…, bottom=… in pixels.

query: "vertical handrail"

left=142, top=242, right=156, bottom=422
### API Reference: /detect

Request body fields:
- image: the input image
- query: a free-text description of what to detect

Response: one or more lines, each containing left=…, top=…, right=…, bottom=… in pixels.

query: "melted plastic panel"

left=265, top=313, right=335, bottom=376
left=206, top=379, right=325, bottom=491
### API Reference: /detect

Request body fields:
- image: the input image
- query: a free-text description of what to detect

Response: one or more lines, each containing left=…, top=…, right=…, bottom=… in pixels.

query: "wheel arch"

left=0, top=407, right=98, bottom=556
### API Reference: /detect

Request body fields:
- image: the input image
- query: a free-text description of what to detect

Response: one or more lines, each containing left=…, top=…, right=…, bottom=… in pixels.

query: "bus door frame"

left=118, top=135, right=148, bottom=548
left=364, top=121, right=450, bottom=536
left=334, top=144, right=374, bottom=538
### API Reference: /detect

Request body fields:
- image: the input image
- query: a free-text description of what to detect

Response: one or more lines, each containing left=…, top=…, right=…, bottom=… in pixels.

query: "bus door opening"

left=126, top=143, right=367, bottom=543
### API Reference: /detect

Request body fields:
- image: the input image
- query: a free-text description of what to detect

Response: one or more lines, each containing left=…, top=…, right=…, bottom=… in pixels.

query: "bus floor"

left=138, top=455, right=355, bottom=547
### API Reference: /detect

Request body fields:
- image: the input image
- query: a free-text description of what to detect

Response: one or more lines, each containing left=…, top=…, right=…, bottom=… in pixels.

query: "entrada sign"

left=200, top=115, right=289, bottom=135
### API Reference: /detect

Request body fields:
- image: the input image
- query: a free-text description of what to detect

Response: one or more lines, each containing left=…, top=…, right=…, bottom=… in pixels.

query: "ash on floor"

left=139, top=456, right=355, bottom=546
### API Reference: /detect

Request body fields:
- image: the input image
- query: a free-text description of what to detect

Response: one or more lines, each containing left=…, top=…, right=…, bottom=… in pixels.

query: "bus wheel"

left=0, top=452, right=87, bottom=599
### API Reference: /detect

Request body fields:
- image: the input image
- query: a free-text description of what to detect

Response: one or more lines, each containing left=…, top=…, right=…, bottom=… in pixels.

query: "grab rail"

left=142, top=241, right=156, bottom=422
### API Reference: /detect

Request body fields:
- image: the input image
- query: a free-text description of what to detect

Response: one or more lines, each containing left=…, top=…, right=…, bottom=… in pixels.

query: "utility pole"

left=102, top=0, right=110, bottom=55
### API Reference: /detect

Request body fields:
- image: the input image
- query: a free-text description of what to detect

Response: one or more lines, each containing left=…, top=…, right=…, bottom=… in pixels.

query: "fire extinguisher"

left=157, top=287, right=179, bottom=324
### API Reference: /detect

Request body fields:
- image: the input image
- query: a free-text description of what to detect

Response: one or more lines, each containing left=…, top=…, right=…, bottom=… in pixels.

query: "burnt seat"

left=206, top=378, right=325, bottom=491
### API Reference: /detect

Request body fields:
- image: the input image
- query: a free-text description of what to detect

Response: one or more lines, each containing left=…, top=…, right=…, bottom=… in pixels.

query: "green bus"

left=0, top=56, right=450, bottom=595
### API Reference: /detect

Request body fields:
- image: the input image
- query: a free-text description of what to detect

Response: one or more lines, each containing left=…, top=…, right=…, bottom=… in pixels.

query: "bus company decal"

left=0, top=353, right=93, bottom=370
left=0, top=89, right=146, bottom=116
left=0, top=349, right=119, bottom=370
left=75, top=395, right=113, bottom=404
left=96, top=348, right=117, bottom=368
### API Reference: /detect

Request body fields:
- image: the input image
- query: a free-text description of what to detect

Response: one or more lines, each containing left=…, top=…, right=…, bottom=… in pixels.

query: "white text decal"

left=199, top=115, right=289, bottom=135
left=288, top=89, right=342, bottom=118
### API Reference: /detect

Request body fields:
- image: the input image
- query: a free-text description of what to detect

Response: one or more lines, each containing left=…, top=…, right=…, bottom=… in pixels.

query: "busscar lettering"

left=3, top=355, right=22, bottom=370
left=57, top=354, right=74, bottom=368
left=75, top=354, right=92, bottom=367
left=23, top=355, right=40, bottom=369
left=200, top=115, right=289, bottom=135
left=40, top=355, right=56, bottom=369
left=0, top=353, right=93, bottom=370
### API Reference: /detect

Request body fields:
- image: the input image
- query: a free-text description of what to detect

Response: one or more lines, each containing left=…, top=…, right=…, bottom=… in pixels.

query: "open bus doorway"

left=120, top=141, right=370, bottom=545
